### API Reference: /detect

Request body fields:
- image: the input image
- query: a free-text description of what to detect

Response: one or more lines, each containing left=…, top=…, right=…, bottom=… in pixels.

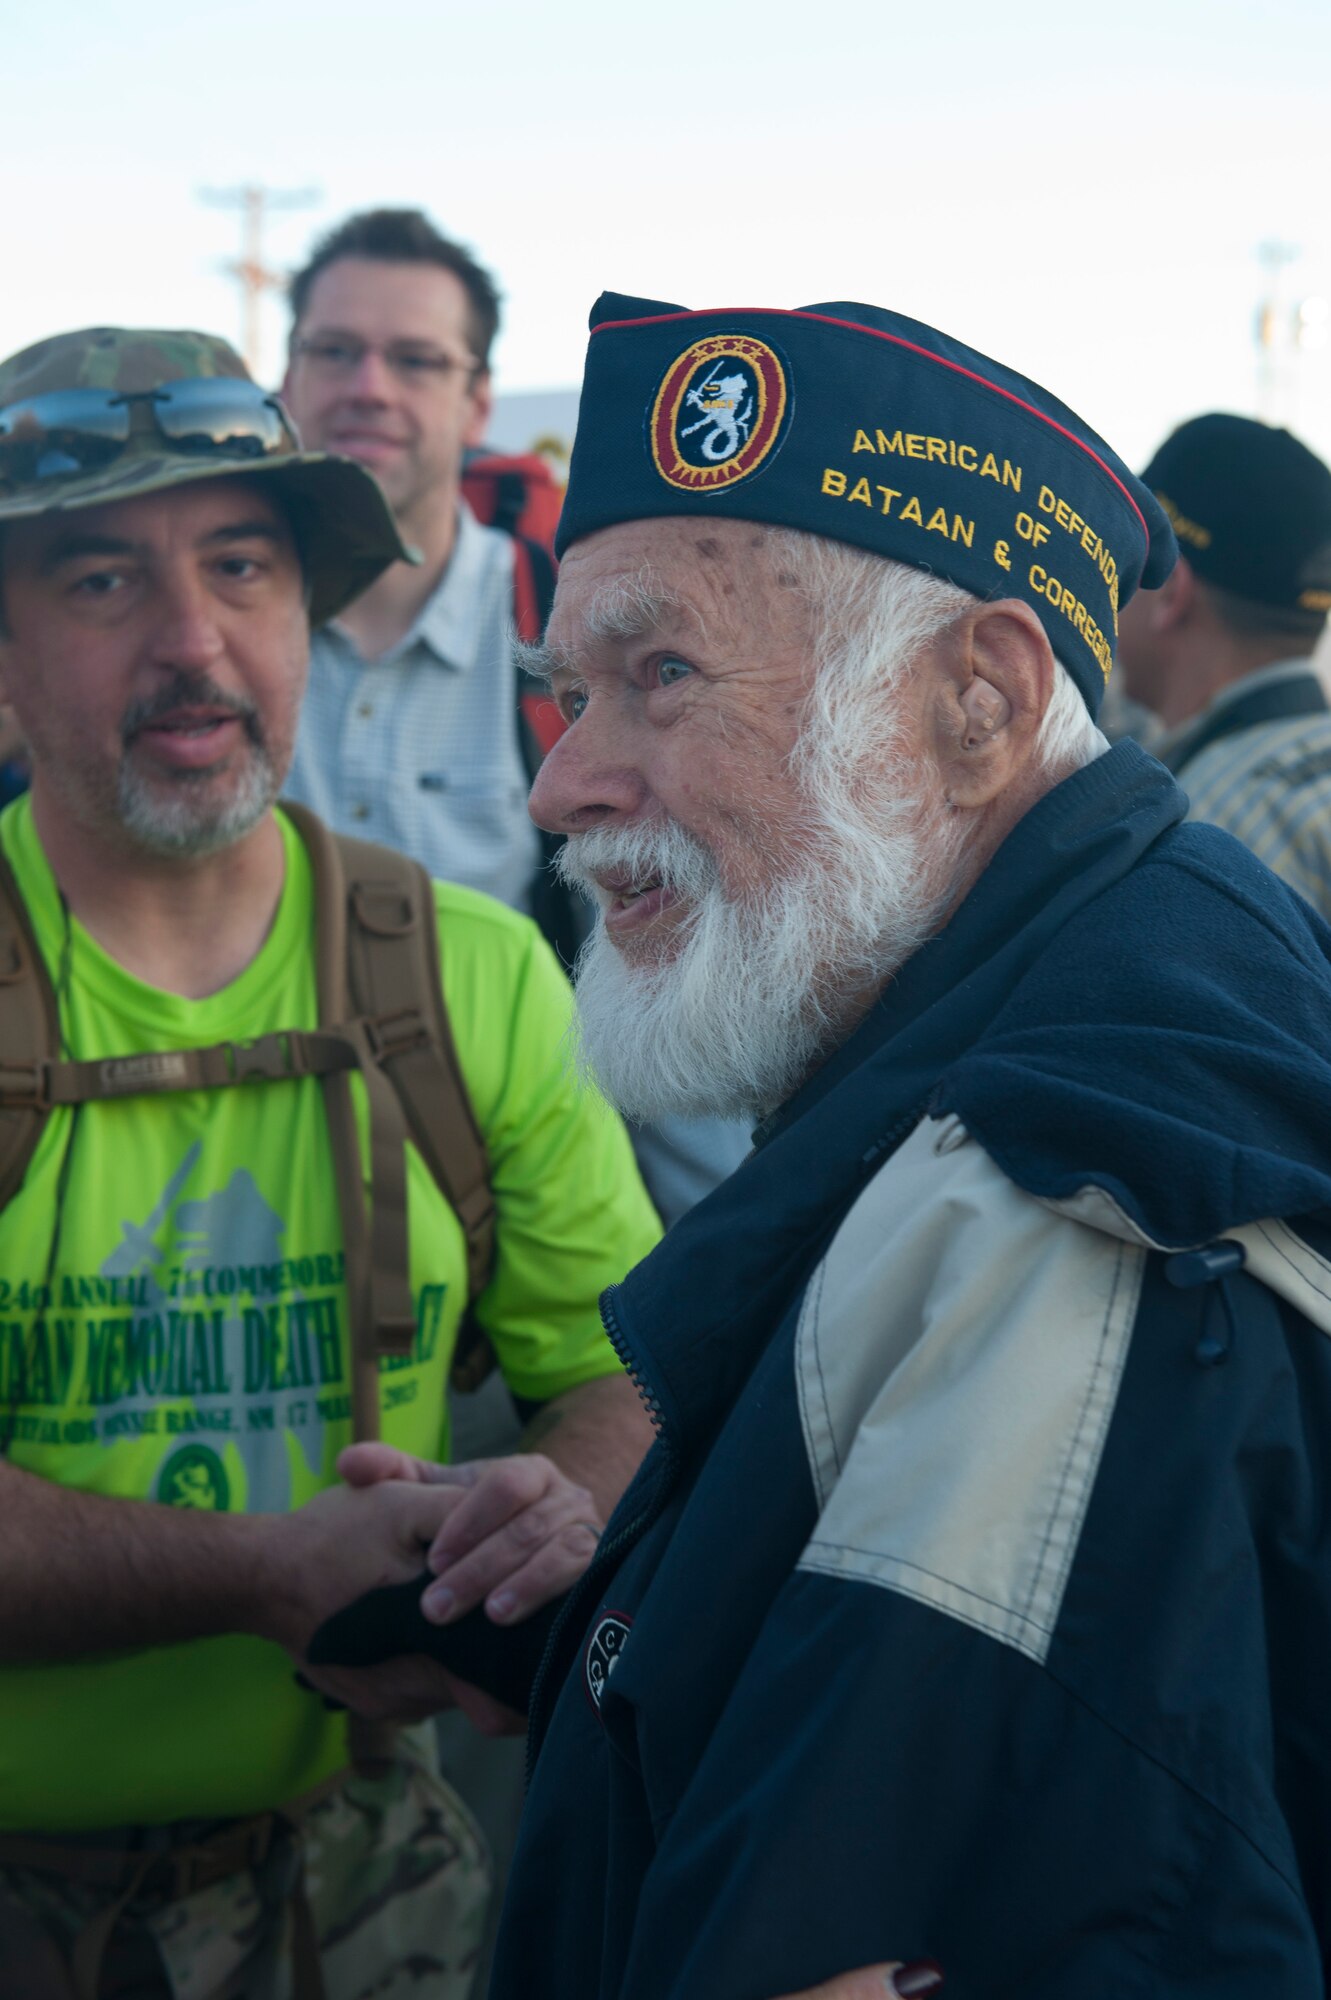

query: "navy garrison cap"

left=557, top=293, right=1178, bottom=717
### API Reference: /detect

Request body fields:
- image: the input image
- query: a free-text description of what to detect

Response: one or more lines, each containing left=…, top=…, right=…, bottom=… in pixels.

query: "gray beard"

left=117, top=743, right=279, bottom=858
left=114, top=673, right=280, bottom=858
left=557, top=792, right=964, bottom=1126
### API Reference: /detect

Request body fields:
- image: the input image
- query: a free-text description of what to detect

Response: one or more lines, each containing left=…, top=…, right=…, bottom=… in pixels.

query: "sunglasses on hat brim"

left=0, top=380, right=297, bottom=483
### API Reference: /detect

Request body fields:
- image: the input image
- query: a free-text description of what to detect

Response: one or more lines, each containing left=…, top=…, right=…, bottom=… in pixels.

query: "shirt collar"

left=1154, top=658, right=1319, bottom=763
left=410, top=503, right=496, bottom=674
left=328, top=504, right=494, bottom=676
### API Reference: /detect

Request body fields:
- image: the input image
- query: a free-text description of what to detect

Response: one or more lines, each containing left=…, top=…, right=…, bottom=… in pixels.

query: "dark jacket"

left=492, top=743, right=1331, bottom=2000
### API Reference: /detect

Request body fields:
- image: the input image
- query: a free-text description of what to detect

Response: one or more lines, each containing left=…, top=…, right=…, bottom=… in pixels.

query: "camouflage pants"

left=0, top=1726, right=491, bottom=2000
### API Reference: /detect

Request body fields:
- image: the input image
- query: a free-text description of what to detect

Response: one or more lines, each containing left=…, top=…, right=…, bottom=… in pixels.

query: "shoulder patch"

left=795, top=1117, right=1144, bottom=1664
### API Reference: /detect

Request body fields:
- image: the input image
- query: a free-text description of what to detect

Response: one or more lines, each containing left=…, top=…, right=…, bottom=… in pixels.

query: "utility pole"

left=1254, top=240, right=1300, bottom=423
left=200, top=184, right=319, bottom=377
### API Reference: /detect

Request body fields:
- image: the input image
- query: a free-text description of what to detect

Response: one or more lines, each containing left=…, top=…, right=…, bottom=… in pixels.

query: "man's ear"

left=928, top=599, right=1055, bottom=810
left=463, top=370, right=494, bottom=453
left=1148, top=553, right=1197, bottom=632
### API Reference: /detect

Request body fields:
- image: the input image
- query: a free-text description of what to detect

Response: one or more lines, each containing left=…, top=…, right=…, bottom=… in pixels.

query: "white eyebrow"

left=520, top=567, right=704, bottom=689
left=581, top=569, right=692, bottom=643
left=514, top=638, right=567, bottom=688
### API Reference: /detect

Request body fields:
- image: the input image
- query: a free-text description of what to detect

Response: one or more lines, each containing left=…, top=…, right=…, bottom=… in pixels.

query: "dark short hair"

left=288, top=209, right=502, bottom=370
left=1201, top=577, right=1325, bottom=651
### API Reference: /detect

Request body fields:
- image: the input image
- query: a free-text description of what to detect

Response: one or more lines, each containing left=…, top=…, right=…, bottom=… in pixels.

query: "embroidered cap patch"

left=649, top=334, right=789, bottom=492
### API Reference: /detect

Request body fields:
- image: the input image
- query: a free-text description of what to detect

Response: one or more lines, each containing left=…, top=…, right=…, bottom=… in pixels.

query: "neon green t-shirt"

left=0, top=800, right=659, bottom=1829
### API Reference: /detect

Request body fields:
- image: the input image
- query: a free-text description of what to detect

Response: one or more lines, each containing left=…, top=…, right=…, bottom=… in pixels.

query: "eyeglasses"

left=290, top=335, right=482, bottom=388
left=0, top=381, right=297, bottom=483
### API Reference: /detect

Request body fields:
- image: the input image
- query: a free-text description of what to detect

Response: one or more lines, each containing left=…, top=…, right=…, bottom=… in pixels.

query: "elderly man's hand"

left=772, top=1962, right=943, bottom=1999
left=338, top=1442, right=603, bottom=1626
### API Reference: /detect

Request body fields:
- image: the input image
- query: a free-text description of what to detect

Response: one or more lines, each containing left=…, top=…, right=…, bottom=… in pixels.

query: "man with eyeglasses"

left=281, top=209, right=537, bottom=917
left=0, top=324, right=659, bottom=1998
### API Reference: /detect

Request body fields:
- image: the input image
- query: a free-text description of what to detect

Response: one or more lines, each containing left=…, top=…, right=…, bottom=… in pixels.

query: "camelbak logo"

left=649, top=334, right=790, bottom=492
left=584, top=1610, right=633, bottom=1712
left=99, top=1052, right=189, bottom=1092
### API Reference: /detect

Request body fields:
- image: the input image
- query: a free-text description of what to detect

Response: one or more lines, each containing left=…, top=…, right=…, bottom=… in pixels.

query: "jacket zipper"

left=524, top=1111, right=927, bottom=1776
left=861, top=1099, right=931, bottom=1174
left=524, top=1288, right=676, bottom=1782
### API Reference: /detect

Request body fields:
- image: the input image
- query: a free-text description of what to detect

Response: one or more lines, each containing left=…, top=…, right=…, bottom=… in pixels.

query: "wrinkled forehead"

left=546, top=515, right=786, bottom=659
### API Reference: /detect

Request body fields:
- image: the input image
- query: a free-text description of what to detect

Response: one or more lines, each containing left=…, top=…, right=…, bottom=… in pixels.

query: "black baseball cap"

left=1141, top=413, right=1331, bottom=620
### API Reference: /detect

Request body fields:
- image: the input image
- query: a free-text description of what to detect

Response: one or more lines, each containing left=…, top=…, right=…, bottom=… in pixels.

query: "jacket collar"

left=606, top=742, right=1189, bottom=1457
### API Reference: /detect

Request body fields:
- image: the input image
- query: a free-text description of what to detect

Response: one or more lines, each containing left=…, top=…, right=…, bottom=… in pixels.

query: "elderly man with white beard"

left=339, top=295, right=1331, bottom=1996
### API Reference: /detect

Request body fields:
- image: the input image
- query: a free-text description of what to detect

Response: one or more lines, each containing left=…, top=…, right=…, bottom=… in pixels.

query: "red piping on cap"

left=590, top=305, right=1150, bottom=554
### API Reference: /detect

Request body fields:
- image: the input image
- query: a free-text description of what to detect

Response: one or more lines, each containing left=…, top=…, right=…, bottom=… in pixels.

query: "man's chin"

left=117, top=756, right=278, bottom=859
left=606, top=928, right=689, bottom=975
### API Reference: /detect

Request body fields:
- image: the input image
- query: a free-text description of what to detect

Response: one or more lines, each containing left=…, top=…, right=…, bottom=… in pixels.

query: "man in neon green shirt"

left=0, top=326, right=659, bottom=1998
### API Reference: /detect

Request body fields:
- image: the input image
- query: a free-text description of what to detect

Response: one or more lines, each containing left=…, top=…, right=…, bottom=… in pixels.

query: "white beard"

left=556, top=770, right=964, bottom=1126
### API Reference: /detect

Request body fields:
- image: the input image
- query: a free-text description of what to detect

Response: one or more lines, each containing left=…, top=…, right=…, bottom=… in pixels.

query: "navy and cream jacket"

left=491, top=743, right=1331, bottom=2000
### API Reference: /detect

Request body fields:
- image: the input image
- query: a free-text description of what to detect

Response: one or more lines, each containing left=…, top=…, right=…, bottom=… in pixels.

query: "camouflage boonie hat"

left=0, top=326, right=415, bottom=625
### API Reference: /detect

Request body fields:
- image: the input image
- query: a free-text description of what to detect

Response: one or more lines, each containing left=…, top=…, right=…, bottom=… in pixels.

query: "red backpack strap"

left=511, top=538, right=567, bottom=771
left=510, top=535, right=557, bottom=646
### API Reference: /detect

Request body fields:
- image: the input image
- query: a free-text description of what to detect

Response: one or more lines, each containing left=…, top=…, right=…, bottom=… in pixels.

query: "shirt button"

left=351, top=803, right=370, bottom=822
left=357, top=702, right=374, bottom=719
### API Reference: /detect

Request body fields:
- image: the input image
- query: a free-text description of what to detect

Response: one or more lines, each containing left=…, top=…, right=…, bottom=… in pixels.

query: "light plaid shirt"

left=285, top=505, right=541, bottom=914
left=1161, top=659, right=1331, bottom=923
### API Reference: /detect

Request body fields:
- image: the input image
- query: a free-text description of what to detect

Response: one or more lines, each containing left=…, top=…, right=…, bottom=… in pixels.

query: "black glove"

left=307, top=1570, right=563, bottom=1714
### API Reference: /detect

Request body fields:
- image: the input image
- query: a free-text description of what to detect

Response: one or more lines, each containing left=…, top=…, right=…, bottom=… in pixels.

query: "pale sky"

left=5, top=0, right=1330, bottom=471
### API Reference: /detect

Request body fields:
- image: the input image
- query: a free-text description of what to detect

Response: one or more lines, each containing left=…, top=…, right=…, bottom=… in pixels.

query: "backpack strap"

left=0, top=803, right=498, bottom=1423
left=509, top=542, right=587, bottom=970
left=0, top=836, right=59, bottom=1215
left=0, top=1031, right=362, bottom=1108
left=510, top=534, right=557, bottom=646
left=288, top=803, right=488, bottom=1782
left=491, top=468, right=528, bottom=540
left=282, top=804, right=497, bottom=1390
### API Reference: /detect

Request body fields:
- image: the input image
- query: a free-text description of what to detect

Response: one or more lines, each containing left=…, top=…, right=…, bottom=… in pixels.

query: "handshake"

left=266, top=1440, right=604, bottom=1735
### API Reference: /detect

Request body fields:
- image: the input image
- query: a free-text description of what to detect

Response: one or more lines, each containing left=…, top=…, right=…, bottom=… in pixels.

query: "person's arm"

left=340, top=1374, right=654, bottom=1627
left=521, top=1371, right=656, bottom=1524
left=0, top=1456, right=470, bottom=1666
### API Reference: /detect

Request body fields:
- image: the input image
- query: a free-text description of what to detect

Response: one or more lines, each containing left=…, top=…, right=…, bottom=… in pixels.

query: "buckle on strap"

left=169, top=1813, right=280, bottom=1900
left=227, top=1034, right=296, bottom=1084
left=363, top=1009, right=429, bottom=1063
left=351, top=882, right=416, bottom=939
left=0, top=1061, right=49, bottom=1109
left=375, top=1311, right=418, bottom=1357
left=0, top=933, right=27, bottom=985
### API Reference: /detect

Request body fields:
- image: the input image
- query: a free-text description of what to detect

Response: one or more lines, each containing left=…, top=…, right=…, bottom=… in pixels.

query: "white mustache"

left=554, top=821, right=719, bottom=907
